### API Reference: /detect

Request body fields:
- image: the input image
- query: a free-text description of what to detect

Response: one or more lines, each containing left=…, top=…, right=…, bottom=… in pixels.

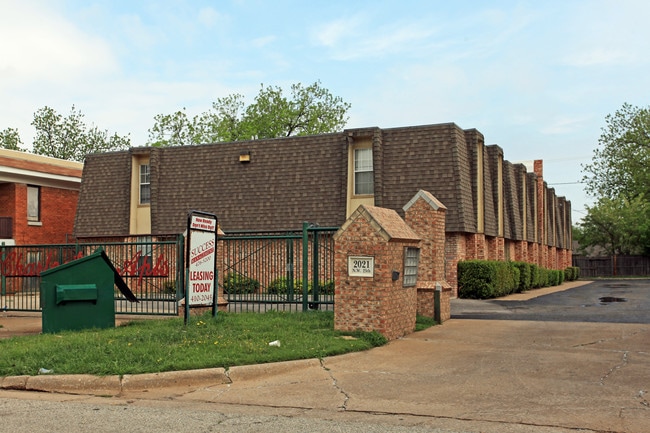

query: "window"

left=354, top=148, right=374, bottom=195
left=139, top=164, right=151, bottom=204
left=27, top=185, right=40, bottom=222
left=136, top=236, right=153, bottom=276
left=403, top=247, right=420, bottom=287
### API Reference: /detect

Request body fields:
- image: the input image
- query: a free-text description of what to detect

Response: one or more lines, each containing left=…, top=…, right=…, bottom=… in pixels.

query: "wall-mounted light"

left=239, top=151, right=251, bottom=163
left=392, top=270, right=400, bottom=281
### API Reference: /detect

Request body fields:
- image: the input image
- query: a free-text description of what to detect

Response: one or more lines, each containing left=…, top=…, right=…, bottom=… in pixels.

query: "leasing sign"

left=186, top=212, right=217, bottom=307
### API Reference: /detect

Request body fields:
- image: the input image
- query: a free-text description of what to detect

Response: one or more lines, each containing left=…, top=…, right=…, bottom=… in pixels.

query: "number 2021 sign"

left=348, top=256, right=374, bottom=277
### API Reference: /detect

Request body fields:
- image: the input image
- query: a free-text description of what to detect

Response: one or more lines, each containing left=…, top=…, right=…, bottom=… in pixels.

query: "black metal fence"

left=220, top=223, right=337, bottom=312
left=572, top=255, right=650, bottom=278
left=1, top=226, right=338, bottom=316
left=1, top=235, right=184, bottom=315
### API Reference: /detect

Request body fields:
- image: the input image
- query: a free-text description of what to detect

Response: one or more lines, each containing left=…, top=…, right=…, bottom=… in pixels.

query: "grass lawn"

left=0, top=311, right=435, bottom=377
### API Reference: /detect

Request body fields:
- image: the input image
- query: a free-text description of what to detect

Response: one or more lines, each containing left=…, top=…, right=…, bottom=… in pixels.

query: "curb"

left=1, top=358, right=320, bottom=396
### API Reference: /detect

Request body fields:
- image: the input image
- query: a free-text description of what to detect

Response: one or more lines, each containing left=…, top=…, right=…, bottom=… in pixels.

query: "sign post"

left=185, top=211, right=218, bottom=325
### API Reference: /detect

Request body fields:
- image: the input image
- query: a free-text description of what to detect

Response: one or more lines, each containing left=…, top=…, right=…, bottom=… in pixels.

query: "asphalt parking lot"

left=452, top=278, right=650, bottom=324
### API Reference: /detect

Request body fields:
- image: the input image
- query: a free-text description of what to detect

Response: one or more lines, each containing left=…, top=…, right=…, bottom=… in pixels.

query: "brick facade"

left=0, top=150, right=82, bottom=246
left=335, top=191, right=454, bottom=339
left=75, top=123, right=573, bottom=296
left=334, top=205, right=421, bottom=340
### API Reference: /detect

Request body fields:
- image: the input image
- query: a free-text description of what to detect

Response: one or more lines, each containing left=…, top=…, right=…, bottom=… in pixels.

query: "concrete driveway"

left=2, top=279, right=649, bottom=433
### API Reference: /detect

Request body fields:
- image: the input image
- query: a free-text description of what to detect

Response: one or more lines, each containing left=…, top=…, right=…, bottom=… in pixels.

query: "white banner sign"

left=188, top=214, right=217, bottom=306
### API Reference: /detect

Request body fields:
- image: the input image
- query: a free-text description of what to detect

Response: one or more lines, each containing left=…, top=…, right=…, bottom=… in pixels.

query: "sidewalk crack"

left=320, top=359, right=349, bottom=411
left=600, top=351, right=628, bottom=386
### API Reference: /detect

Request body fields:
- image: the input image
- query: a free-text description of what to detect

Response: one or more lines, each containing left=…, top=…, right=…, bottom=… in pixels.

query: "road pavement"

left=1, top=279, right=649, bottom=433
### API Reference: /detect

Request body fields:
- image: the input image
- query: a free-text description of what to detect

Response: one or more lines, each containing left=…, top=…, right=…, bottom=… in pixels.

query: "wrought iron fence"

left=1, top=235, right=184, bottom=315
left=220, top=223, right=337, bottom=312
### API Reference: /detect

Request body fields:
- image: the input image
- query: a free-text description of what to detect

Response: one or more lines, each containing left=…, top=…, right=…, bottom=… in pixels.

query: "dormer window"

left=139, top=164, right=150, bottom=204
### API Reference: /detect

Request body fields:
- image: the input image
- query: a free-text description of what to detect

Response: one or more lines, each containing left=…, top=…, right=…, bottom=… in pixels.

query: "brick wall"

left=334, top=205, right=420, bottom=340
left=11, top=184, right=78, bottom=245
left=444, top=233, right=466, bottom=297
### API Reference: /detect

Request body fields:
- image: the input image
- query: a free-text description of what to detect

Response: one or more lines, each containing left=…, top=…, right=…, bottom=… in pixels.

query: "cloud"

left=198, top=7, right=223, bottom=28
left=0, top=2, right=117, bottom=83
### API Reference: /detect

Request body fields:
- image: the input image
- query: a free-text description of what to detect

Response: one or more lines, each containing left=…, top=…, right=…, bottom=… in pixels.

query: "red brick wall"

left=334, top=215, right=418, bottom=340
left=11, top=184, right=79, bottom=245
left=403, top=197, right=446, bottom=282
left=445, top=233, right=466, bottom=297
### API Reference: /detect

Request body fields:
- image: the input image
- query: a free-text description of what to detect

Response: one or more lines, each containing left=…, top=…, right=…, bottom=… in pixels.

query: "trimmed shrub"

left=267, top=276, right=304, bottom=295
left=318, top=279, right=335, bottom=295
left=458, top=260, right=519, bottom=299
left=530, top=264, right=541, bottom=288
left=564, top=266, right=580, bottom=281
left=223, top=272, right=260, bottom=294
left=548, top=269, right=559, bottom=286
left=266, top=277, right=333, bottom=295
left=512, top=261, right=532, bottom=292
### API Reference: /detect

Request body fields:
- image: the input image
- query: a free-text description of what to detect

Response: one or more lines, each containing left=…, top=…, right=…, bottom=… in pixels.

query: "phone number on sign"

left=190, top=293, right=213, bottom=304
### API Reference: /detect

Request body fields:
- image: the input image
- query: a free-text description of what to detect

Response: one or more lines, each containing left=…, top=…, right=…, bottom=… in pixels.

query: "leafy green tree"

left=147, top=81, right=350, bottom=147
left=574, top=195, right=650, bottom=256
left=580, top=103, right=650, bottom=255
left=32, top=105, right=130, bottom=162
left=582, top=103, right=650, bottom=200
left=0, top=127, right=24, bottom=150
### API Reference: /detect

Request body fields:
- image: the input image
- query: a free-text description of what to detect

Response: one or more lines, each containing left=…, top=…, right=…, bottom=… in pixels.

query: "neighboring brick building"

left=74, top=122, right=572, bottom=293
left=0, top=149, right=83, bottom=245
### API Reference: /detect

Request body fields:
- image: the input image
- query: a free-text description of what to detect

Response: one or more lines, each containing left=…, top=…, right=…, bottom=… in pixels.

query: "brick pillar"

left=403, top=190, right=451, bottom=319
left=445, top=233, right=466, bottom=297
left=467, top=233, right=487, bottom=260
left=403, top=190, right=447, bottom=282
left=334, top=205, right=420, bottom=340
left=534, top=160, right=545, bottom=252
left=514, top=240, right=527, bottom=262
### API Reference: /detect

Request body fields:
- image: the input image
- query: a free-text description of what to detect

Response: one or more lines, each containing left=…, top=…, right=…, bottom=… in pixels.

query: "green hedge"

left=267, top=277, right=335, bottom=295
left=512, top=261, right=532, bottom=292
left=458, top=260, right=567, bottom=299
left=223, top=272, right=260, bottom=294
left=458, top=260, right=520, bottom=299
left=564, top=266, right=580, bottom=281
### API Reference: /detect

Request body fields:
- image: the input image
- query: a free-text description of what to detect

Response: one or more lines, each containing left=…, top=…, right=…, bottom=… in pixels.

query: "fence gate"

left=1, top=235, right=184, bottom=316
left=221, top=223, right=337, bottom=312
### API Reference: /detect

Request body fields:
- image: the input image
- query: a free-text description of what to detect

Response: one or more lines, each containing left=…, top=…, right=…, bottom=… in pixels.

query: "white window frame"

left=27, top=185, right=40, bottom=222
left=354, top=148, right=374, bottom=195
left=139, top=164, right=151, bottom=205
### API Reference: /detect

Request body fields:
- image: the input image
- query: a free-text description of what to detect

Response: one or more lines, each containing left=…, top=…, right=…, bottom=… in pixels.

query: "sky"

left=2, top=0, right=649, bottom=223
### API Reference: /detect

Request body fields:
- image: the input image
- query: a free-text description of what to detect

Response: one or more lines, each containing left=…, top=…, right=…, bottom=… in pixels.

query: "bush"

left=548, top=269, right=559, bottom=286
left=223, top=272, right=260, bottom=294
left=529, top=264, right=540, bottom=288
left=318, top=279, right=335, bottom=295
left=564, top=266, right=580, bottom=281
left=512, top=262, right=532, bottom=292
left=458, top=260, right=520, bottom=299
left=266, top=277, right=334, bottom=295
left=267, top=277, right=310, bottom=295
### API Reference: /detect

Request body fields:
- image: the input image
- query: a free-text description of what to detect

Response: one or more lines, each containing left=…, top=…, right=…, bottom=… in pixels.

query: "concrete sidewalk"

left=2, top=282, right=649, bottom=432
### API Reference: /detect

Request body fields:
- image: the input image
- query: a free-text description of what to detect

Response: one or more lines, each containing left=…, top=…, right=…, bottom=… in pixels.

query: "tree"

left=582, top=103, right=650, bottom=200
left=574, top=195, right=650, bottom=256
left=31, top=105, right=130, bottom=162
left=579, top=103, right=650, bottom=256
left=147, top=81, right=351, bottom=147
left=0, top=127, right=24, bottom=150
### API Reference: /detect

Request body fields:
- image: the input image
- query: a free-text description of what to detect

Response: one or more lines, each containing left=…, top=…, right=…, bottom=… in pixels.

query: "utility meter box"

left=40, top=248, right=138, bottom=333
